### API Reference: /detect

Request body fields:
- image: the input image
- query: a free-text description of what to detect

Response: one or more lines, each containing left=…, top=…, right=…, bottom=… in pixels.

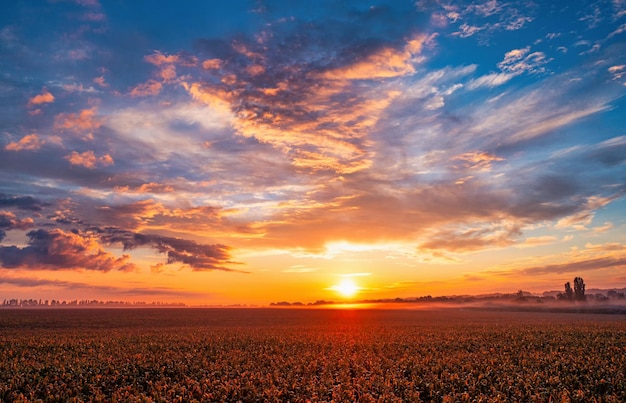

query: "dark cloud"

left=0, top=211, right=34, bottom=231
left=0, top=228, right=135, bottom=272
left=0, top=147, right=115, bottom=190
left=0, top=194, right=47, bottom=211
left=584, top=136, right=626, bottom=167
left=0, top=211, right=35, bottom=243
left=97, top=227, right=240, bottom=272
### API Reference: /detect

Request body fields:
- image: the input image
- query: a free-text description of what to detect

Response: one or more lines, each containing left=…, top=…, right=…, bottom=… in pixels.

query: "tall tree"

left=574, top=277, right=586, bottom=301
left=564, top=282, right=574, bottom=301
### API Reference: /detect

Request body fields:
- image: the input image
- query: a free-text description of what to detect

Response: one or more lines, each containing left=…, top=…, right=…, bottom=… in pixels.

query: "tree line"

left=1, top=299, right=186, bottom=308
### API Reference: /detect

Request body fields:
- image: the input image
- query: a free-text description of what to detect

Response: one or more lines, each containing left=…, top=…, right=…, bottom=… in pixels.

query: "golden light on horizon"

left=332, top=279, right=359, bottom=299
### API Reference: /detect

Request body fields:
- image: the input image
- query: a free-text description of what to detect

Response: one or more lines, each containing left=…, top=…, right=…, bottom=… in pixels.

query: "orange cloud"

left=28, top=90, right=54, bottom=106
left=5, top=134, right=44, bottom=151
left=202, top=59, right=223, bottom=70
left=516, top=235, right=558, bottom=248
left=322, top=35, right=426, bottom=80
left=0, top=211, right=34, bottom=231
left=93, top=76, right=108, bottom=87
left=453, top=151, right=504, bottom=171
left=114, top=182, right=175, bottom=194
left=145, top=51, right=180, bottom=66
left=159, top=65, right=177, bottom=82
left=182, top=82, right=234, bottom=112
left=54, top=108, right=102, bottom=132
left=246, top=64, right=266, bottom=76
left=178, top=35, right=428, bottom=175
left=129, top=80, right=162, bottom=97
left=183, top=72, right=398, bottom=174
left=65, top=150, right=114, bottom=169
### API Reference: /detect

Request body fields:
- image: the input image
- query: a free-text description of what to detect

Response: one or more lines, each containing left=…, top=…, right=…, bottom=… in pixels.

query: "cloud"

left=282, top=265, right=317, bottom=273
left=418, top=223, right=522, bottom=253
left=321, top=35, right=426, bottom=80
left=442, top=1, right=533, bottom=38
left=484, top=242, right=626, bottom=281
left=89, top=199, right=169, bottom=229
left=453, top=151, right=504, bottom=171
left=0, top=275, right=204, bottom=297
left=454, top=23, right=486, bottom=38
left=93, top=75, right=108, bottom=87
left=467, top=72, right=515, bottom=89
left=609, top=64, right=625, bottom=81
left=129, top=80, right=162, bottom=96
left=5, top=134, right=44, bottom=151
left=522, top=256, right=626, bottom=275
left=158, top=65, right=177, bottom=82
left=0, top=228, right=136, bottom=272
left=0, top=211, right=34, bottom=231
left=469, top=46, right=550, bottom=90
left=592, top=222, right=613, bottom=233
left=608, top=22, right=626, bottom=38
left=114, top=182, right=175, bottom=194
left=60, top=83, right=98, bottom=93
left=65, top=150, right=114, bottom=169
left=54, top=108, right=102, bottom=132
left=202, top=59, right=223, bottom=70
left=0, top=211, right=34, bottom=242
left=28, top=90, right=54, bottom=106
left=555, top=196, right=614, bottom=230
left=97, top=227, right=239, bottom=271
left=515, top=236, right=558, bottom=248
left=144, top=51, right=180, bottom=66
left=178, top=34, right=429, bottom=174
left=0, top=195, right=47, bottom=211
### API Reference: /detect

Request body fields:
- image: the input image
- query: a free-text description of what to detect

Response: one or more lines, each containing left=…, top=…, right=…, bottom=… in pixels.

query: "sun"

left=334, top=279, right=359, bottom=298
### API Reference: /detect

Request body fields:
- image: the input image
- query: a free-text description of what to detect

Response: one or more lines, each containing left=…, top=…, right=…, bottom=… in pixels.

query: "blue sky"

left=0, top=0, right=625, bottom=304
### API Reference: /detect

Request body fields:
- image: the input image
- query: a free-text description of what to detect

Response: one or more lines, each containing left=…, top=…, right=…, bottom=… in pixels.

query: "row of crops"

left=1, top=308, right=624, bottom=402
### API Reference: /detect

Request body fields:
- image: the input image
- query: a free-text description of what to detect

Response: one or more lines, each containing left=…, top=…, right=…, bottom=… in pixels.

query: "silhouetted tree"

left=564, top=282, right=574, bottom=301
left=574, top=277, right=586, bottom=301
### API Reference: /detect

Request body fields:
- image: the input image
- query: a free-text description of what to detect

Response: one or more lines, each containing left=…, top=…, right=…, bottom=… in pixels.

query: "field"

left=1, top=308, right=625, bottom=402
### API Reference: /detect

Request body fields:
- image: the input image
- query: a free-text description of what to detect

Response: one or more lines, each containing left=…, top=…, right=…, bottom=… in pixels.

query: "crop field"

left=0, top=308, right=625, bottom=402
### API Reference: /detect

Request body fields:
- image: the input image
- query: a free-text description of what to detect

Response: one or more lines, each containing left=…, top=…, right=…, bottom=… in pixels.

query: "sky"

left=1, top=0, right=625, bottom=306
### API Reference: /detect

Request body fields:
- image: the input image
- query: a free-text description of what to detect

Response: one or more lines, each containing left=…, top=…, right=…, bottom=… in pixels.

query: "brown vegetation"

left=1, top=308, right=624, bottom=402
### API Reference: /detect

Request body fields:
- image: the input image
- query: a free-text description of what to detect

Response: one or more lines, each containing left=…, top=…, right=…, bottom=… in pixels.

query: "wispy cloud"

left=0, top=274, right=204, bottom=298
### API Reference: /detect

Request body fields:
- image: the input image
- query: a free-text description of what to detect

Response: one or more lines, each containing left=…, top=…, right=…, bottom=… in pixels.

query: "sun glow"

left=334, top=279, right=359, bottom=298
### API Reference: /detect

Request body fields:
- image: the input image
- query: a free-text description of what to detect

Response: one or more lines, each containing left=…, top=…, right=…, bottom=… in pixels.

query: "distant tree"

left=574, top=277, right=586, bottom=301
left=564, top=282, right=574, bottom=301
